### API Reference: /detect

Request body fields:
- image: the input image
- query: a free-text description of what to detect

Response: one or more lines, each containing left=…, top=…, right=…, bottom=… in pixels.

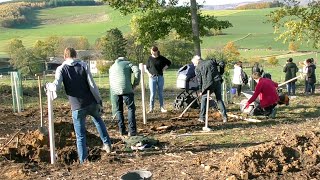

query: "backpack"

left=241, top=70, right=248, bottom=85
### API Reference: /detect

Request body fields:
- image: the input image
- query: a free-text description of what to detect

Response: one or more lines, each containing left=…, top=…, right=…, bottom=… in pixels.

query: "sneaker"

left=120, top=130, right=128, bottom=136
left=160, top=107, right=167, bottom=113
left=102, top=144, right=112, bottom=153
left=147, top=109, right=153, bottom=113
left=128, top=132, right=137, bottom=137
left=198, top=118, right=204, bottom=123
left=269, top=108, right=277, bottom=118
left=222, top=116, right=228, bottom=123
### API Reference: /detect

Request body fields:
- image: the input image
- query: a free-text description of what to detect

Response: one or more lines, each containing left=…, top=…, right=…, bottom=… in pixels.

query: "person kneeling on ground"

left=245, top=72, right=279, bottom=118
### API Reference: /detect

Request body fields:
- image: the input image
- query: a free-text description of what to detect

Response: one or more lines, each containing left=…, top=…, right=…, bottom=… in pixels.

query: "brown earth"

left=0, top=90, right=320, bottom=179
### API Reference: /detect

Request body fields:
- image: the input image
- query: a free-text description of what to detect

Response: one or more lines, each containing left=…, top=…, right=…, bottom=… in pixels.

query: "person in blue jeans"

left=283, top=58, right=298, bottom=95
left=46, top=47, right=111, bottom=164
left=109, top=57, right=140, bottom=136
left=146, top=46, right=171, bottom=113
left=193, top=57, right=228, bottom=123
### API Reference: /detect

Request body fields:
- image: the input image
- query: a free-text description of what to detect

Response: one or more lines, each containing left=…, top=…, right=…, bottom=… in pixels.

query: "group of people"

left=46, top=45, right=316, bottom=164
left=233, top=57, right=317, bottom=118
left=46, top=45, right=178, bottom=163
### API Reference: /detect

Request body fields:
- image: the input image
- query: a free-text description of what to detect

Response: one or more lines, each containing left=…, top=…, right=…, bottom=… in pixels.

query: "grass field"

left=0, top=5, right=318, bottom=59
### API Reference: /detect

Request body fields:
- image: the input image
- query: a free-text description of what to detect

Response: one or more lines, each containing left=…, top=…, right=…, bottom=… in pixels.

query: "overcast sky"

left=0, top=0, right=260, bottom=5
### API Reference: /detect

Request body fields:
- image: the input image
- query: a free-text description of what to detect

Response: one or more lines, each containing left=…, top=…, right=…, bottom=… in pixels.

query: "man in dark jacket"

left=194, top=58, right=227, bottom=123
left=283, top=58, right=299, bottom=95
left=306, top=58, right=316, bottom=94
left=251, top=62, right=263, bottom=90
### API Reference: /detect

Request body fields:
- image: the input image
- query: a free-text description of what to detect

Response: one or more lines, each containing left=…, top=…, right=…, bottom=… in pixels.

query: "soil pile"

left=222, top=131, right=320, bottom=179
left=1, top=122, right=104, bottom=164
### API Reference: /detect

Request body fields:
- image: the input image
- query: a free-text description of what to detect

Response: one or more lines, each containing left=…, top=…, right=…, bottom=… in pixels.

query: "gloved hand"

left=245, top=102, right=250, bottom=109
left=45, top=82, right=56, bottom=91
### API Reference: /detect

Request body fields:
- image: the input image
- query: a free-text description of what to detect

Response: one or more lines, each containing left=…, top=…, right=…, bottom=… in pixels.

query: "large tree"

left=267, top=0, right=320, bottom=48
left=104, top=0, right=232, bottom=56
left=100, top=28, right=127, bottom=61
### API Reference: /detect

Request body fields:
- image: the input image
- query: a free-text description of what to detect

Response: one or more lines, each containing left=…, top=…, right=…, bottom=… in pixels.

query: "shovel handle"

left=38, top=76, right=43, bottom=127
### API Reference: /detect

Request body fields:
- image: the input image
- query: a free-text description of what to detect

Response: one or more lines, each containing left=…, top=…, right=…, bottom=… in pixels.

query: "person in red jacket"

left=245, top=72, right=279, bottom=118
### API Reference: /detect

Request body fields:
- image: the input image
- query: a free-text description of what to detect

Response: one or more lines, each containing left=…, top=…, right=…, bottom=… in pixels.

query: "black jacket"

left=195, top=59, right=225, bottom=93
left=307, top=64, right=316, bottom=83
left=283, top=62, right=299, bottom=81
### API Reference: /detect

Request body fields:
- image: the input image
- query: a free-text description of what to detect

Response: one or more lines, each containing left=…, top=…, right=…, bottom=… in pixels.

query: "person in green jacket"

left=283, top=58, right=298, bottom=95
left=109, top=57, right=140, bottom=136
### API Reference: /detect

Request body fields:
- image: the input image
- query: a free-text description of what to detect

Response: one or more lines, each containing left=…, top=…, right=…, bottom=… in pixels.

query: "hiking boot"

left=198, top=118, right=204, bottom=123
left=269, top=108, right=277, bottom=119
left=102, top=144, right=112, bottom=153
left=160, top=107, right=167, bottom=113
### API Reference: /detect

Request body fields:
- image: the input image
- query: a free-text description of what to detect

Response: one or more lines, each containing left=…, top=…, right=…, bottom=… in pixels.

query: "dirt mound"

left=222, top=131, right=320, bottom=179
left=1, top=122, right=105, bottom=165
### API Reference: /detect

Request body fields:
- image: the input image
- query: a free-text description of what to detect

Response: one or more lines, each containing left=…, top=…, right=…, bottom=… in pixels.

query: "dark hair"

left=288, top=58, right=293, bottom=62
left=151, top=46, right=158, bottom=52
left=252, top=72, right=261, bottom=79
left=236, top=61, right=242, bottom=66
left=64, top=47, right=77, bottom=58
left=306, top=58, right=312, bottom=63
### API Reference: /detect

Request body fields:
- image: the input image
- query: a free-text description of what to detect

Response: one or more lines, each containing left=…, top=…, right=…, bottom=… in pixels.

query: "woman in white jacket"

left=232, top=61, right=243, bottom=96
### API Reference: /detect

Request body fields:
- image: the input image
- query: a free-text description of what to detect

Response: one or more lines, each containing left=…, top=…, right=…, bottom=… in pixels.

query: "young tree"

left=7, top=38, right=24, bottom=57
left=100, top=28, right=127, bottom=61
left=288, top=41, right=299, bottom=52
left=10, top=47, right=43, bottom=76
left=223, top=41, right=240, bottom=62
left=267, top=0, right=320, bottom=48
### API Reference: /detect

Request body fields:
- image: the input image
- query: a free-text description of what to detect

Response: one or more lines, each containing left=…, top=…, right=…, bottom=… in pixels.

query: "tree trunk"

left=190, top=0, right=201, bottom=57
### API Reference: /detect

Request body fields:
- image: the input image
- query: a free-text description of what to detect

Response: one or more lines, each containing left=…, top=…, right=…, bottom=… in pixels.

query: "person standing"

left=146, top=46, right=171, bottom=113
left=251, top=62, right=263, bottom=90
left=283, top=58, right=299, bottom=95
left=232, top=61, right=243, bottom=96
left=46, top=47, right=112, bottom=163
left=245, top=72, right=279, bottom=118
left=109, top=57, right=140, bottom=136
left=306, top=58, right=316, bottom=94
left=193, top=57, right=228, bottom=123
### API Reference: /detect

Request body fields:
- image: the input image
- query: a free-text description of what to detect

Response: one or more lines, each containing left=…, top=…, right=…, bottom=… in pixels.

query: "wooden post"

left=139, top=63, right=147, bottom=124
left=38, top=76, right=43, bottom=127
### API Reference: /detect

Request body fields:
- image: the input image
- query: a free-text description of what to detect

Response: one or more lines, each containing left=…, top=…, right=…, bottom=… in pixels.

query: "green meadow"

left=0, top=5, right=318, bottom=60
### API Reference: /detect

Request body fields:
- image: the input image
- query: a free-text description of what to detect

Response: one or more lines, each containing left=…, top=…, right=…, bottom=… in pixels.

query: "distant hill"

left=202, top=0, right=311, bottom=10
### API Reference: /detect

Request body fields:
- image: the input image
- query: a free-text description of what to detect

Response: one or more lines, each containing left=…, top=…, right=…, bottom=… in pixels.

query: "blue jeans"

left=72, top=103, right=111, bottom=163
left=115, top=93, right=137, bottom=135
left=200, top=82, right=227, bottom=120
left=149, top=75, right=164, bottom=109
left=286, top=82, right=296, bottom=95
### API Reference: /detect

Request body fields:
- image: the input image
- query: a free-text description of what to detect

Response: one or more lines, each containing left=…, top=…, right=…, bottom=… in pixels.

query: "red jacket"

left=247, top=78, right=279, bottom=108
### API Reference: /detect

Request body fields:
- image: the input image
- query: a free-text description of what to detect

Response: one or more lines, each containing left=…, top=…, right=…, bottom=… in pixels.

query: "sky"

left=0, top=0, right=260, bottom=5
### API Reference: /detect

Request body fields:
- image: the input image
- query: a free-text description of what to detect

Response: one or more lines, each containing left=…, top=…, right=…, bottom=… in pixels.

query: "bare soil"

left=0, top=90, right=320, bottom=180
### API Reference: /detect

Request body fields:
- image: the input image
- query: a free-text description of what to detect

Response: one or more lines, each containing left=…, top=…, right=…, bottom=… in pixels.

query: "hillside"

left=0, top=5, right=318, bottom=59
